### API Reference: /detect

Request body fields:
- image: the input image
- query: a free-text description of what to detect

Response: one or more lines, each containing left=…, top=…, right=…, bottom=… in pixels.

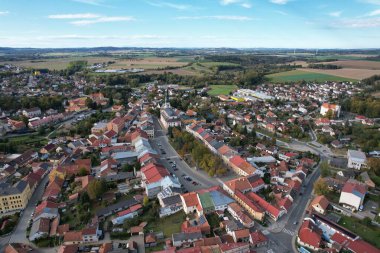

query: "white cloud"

left=270, top=0, right=289, bottom=5
left=0, top=11, right=9, bottom=16
left=147, top=1, right=192, bottom=10
left=48, top=13, right=101, bottom=19
left=365, top=9, right=380, bottom=16
left=329, top=11, right=342, bottom=17
left=176, top=15, right=252, bottom=21
left=70, top=16, right=135, bottom=26
left=220, top=0, right=252, bottom=8
left=333, top=17, right=380, bottom=28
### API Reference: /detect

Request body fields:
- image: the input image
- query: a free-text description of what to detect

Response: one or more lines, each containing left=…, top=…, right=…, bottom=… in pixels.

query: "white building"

left=159, top=89, right=181, bottom=130
left=320, top=103, right=341, bottom=118
left=347, top=149, right=367, bottom=170
left=339, top=180, right=367, bottom=211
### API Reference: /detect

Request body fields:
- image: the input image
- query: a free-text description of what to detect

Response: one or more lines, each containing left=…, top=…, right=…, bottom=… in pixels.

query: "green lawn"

left=338, top=215, right=380, bottom=248
left=208, top=85, right=238, bottom=96
left=145, top=211, right=185, bottom=237
left=266, top=70, right=356, bottom=83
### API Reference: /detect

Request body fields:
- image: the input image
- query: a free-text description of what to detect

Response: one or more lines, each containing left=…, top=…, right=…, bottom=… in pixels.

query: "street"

left=151, top=117, right=221, bottom=192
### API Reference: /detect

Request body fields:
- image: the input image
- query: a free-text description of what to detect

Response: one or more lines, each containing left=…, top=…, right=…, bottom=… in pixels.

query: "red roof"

left=347, top=239, right=380, bottom=253
left=342, top=180, right=367, bottom=195
left=141, top=163, right=170, bottom=184
left=298, top=220, right=322, bottom=249
left=250, top=230, right=268, bottom=245
left=246, top=192, right=281, bottom=219
left=117, top=204, right=143, bottom=217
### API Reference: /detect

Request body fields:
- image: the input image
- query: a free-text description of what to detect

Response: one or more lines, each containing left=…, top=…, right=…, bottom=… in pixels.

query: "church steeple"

left=164, top=89, right=170, bottom=108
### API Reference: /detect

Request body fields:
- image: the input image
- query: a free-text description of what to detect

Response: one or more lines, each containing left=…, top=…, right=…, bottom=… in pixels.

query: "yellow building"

left=0, top=181, right=32, bottom=214
left=49, top=167, right=66, bottom=182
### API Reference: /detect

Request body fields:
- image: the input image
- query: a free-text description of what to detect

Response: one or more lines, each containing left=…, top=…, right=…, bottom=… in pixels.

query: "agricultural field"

left=267, top=70, right=356, bottom=83
left=0, top=56, right=190, bottom=71
left=301, top=68, right=380, bottom=80
left=319, top=60, right=380, bottom=70
left=208, top=84, right=238, bottom=96
left=0, top=56, right=116, bottom=70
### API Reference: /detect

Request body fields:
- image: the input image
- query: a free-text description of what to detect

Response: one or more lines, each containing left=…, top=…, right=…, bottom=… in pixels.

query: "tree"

left=367, top=157, right=380, bottom=176
left=325, top=109, right=334, bottom=120
left=143, top=196, right=149, bottom=207
left=313, top=178, right=329, bottom=196
left=87, top=179, right=107, bottom=200
left=78, top=167, right=88, bottom=176
left=320, top=160, right=331, bottom=178
left=80, top=192, right=90, bottom=204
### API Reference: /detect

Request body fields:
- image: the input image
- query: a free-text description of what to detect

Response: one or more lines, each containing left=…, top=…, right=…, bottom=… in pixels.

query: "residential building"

left=339, top=180, right=367, bottom=211
left=347, top=149, right=367, bottom=170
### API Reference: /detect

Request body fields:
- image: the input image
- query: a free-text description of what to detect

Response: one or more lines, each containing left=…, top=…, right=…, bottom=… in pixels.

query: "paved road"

left=10, top=174, right=50, bottom=243
left=151, top=118, right=220, bottom=191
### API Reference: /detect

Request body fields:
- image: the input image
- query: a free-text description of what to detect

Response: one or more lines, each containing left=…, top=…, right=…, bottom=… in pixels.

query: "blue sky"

left=0, top=0, right=380, bottom=48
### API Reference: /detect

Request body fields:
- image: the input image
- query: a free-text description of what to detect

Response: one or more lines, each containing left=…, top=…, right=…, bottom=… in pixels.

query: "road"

left=151, top=117, right=221, bottom=192
left=0, top=173, right=50, bottom=253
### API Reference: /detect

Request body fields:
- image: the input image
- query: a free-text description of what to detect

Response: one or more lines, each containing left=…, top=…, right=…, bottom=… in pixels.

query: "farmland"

left=266, top=70, right=356, bottom=83
left=0, top=56, right=190, bottom=71
left=208, top=85, right=238, bottom=96
left=319, top=60, right=380, bottom=70
left=301, top=68, right=380, bottom=80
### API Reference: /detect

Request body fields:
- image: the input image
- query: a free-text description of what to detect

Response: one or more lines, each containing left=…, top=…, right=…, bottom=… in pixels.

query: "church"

left=159, top=89, right=182, bottom=130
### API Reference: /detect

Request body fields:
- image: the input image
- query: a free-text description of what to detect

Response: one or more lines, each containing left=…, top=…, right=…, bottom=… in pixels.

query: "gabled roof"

left=310, top=195, right=329, bottom=210
left=298, top=219, right=322, bottom=249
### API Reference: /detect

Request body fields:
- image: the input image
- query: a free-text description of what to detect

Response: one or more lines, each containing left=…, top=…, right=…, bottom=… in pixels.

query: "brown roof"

left=64, top=231, right=82, bottom=242
left=58, top=245, right=78, bottom=253
left=310, top=195, right=329, bottom=211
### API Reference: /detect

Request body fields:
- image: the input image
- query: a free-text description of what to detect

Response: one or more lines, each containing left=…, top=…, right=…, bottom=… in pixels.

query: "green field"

left=208, top=85, right=238, bottom=96
left=338, top=215, right=380, bottom=248
left=267, top=70, right=356, bottom=83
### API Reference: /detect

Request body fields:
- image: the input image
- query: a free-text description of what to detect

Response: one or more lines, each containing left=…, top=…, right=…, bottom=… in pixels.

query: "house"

left=172, top=232, right=203, bottom=247
left=57, top=245, right=78, bottom=253
left=347, top=150, right=367, bottom=170
left=22, top=107, right=41, bottom=118
left=227, top=202, right=254, bottom=228
left=360, top=171, right=376, bottom=188
left=309, top=195, right=329, bottom=215
left=297, top=219, right=322, bottom=251
left=231, top=229, right=250, bottom=243
left=339, top=180, right=367, bottom=211
left=64, top=231, right=83, bottom=245
left=29, top=217, right=50, bottom=241
left=111, top=204, right=143, bottom=225
left=246, top=174, right=265, bottom=192
left=82, top=226, right=101, bottom=242
left=320, top=103, right=341, bottom=118
left=181, top=192, right=200, bottom=214
left=145, top=233, right=157, bottom=248
left=249, top=230, right=268, bottom=248
left=229, top=155, right=256, bottom=176
left=5, top=244, right=39, bottom=253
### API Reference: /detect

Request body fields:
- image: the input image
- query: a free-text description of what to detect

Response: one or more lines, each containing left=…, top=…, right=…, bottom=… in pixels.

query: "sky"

left=1, top=0, right=380, bottom=48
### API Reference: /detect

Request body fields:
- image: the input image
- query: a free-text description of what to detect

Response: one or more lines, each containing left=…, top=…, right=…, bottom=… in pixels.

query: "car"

left=293, top=221, right=298, bottom=225
left=174, top=168, right=178, bottom=171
